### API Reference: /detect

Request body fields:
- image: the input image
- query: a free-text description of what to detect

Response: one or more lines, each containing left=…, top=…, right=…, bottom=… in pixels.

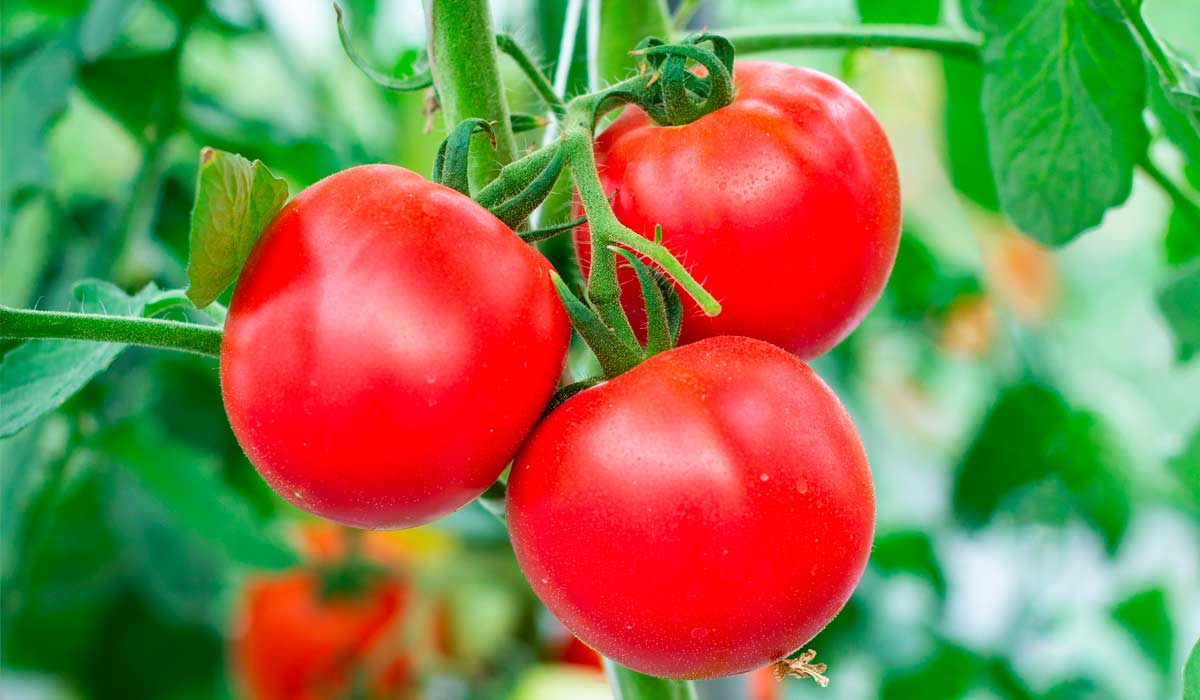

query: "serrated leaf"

left=1158, top=262, right=1200, bottom=362
left=184, top=148, right=288, bottom=308
left=975, top=0, right=1148, bottom=245
left=0, top=280, right=158, bottom=438
left=95, top=421, right=297, bottom=570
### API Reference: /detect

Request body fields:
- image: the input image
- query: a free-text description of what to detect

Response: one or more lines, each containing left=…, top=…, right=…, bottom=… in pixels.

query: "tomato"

left=506, top=336, right=874, bottom=679
left=576, top=61, right=901, bottom=358
left=232, top=570, right=411, bottom=700
left=221, top=165, right=570, bottom=529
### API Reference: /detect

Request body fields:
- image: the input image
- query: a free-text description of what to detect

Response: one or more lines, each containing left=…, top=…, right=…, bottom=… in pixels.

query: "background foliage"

left=2, top=0, right=1198, bottom=698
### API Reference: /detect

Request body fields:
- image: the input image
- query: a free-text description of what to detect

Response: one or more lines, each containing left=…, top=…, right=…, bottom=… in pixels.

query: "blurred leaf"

left=1170, top=426, right=1200, bottom=510
left=0, top=280, right=158, bottom=438
left=0, top=192, right=55, bottom=306
left=1165, top=204, right=1200, bottom=267
left=78, top=48, right=180, bottom=139
left=886, top=232, right=981, bottom=320
left=1111, top=587, right=1173, bottom=674
left=78, top=0, right=141, bottom=60
left=0, top=37, right=76, bottom=204
left=1158, top=262, right=1200, bottom=362
left=871, top=530, right=947, bottom=598
left=110, top=468, right=225, bottom=625
left=0, top=421, right=57, bottom=584
left=184, top=148, right=288, bottom=308
left=953, top=382, right=1131, bottom=549
left=1151, top=71, right=1200, bottom=181
left=857, top=0, right=939, bottom=25
left=94, top=420, right=297, bottom=570
left=1186, top=636, right=1200, bottom=700
left=335, top=3, right=432, bottom=93
left=881, top=643, right=979, bottom=700
left=943, top=56, right=1000, bottom=211
left=974, top=0, right=1147, bottom=244
left=510, top=666, right=612, bottom=700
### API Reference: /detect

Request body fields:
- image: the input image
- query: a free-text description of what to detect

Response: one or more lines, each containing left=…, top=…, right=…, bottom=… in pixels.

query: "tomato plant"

left=221, top=164, right=570, bottom=529
left=577, top=60, right=901, bottom=358
left=3, top=0, right=1199, bottom=699
left=508, top=336, right=874, bottom=679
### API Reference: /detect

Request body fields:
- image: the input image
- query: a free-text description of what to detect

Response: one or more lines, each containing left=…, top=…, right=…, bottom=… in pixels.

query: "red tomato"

left=232, top=571, right=410, bottom=700
left=221, top=165, right=570, bottom=529
left=507, top=336, right=874, bottom=679
left=576, top=61, right=901, bottom=358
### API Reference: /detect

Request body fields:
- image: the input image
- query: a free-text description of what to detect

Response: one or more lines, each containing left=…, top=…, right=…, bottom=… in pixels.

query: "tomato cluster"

left=220, top=60, right=897, bottom=681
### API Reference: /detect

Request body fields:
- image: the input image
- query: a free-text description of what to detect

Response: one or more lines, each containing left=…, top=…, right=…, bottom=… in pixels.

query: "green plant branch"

left=0, top=306, right=222, bottom=357
left=496, top=33, right=566, bottom=116
left=1140, top=153, right=1200, bottom=220
left=715, top=24, right=983, bottom=61
left=1114, top=0, right=1200, bottom=143
left=424, top=0, right=519, bottom=190
left=604, top=659, right=699, bottom=700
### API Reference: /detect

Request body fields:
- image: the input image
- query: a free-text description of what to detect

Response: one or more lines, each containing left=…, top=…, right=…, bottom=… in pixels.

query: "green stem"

left=0, top=306, right=222, bottom=357
left=1140, top=154, right=1200, bottom=220
left=604, top=659, right=698, bottom=700
left=1114, top=0, right=1200, bottom=142
left=424, top=0, right=519, bottom=190
left=596, top=0, right=672, bottom=82
left=496, top=33, right=566, bottom=116
left=717, top=24, right=982, bottom=61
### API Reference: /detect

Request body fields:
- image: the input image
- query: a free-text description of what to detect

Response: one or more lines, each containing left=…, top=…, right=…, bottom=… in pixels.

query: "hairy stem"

left=424, top=0, right=519, bottom=190
left=0, top=306, right=222, bottom=357
left=595, top=0, right=672, bottom=82
left=496, top=33, right=566, bottom=116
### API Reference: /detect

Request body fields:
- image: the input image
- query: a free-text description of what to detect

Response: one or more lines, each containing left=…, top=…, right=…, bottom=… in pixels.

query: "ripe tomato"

left=507, top=336, right=874, bottom=679
left=576, top=61, right=901, bottom=358
left=232, top=570, right=411, bottom=700
left=221, top=165, right=570, bottom=529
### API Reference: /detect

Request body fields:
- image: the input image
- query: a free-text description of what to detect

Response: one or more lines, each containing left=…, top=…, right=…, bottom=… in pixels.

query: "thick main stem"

left=596, top=0, right=672, bottom=82
left=424, top=0, right=519, bottom=190
left=718, top=24, right=982, bottom=61
left=0, top=306, right=223, bottom=357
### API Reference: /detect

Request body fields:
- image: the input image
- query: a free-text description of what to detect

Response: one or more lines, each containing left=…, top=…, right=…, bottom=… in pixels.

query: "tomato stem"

left=424, top=0, right=519, bottom=190
left=604, top=658, right=699, bottom=700
left=718, top=24, right=983, bottom=61
left=0, top=305, right=222, bottom=357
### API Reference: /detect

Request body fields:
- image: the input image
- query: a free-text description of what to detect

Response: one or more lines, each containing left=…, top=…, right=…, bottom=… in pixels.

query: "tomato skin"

left=576, top=61, right=901, bottom=358
left=221, top=165, right=569, bottom=529
left=232, top=571, right=409, bottom=700
left=506, top=336, right=874, bottom=679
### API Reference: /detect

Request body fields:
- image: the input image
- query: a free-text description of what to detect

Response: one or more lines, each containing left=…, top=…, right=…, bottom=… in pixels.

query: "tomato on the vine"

left=507, top=336, right=874, bottom=679
left=221, top=165, right=570, bottom=529
left=576, top=61, right=901, bottom=358
left=232, top=570, right=412, bottom=700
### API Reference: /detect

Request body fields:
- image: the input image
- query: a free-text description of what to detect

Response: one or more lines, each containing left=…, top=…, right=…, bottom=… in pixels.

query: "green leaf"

left=604, top=660, right=698, bottom=700
left=78, top=48, right=181, bottom=138
left=94, top=421, right=297, bottom=570
left=1158, top=262, right=1200, bottom=362
left=975, top=0, right=1148, bottom=244
left=1169, top=426, right=1200, bottom=512
left=953, top=382, right=1131, bottom=550
left=943, top=56, right=1000, bottom=211
left=885, top=231, right=981, bottom=320
left=1150, top=71, right=1200, bottom=180
left=871, top=530, right=946, bottom=598
left=857, top=0, right=939, bottom=25
left=1111, top=588, right=1174, bottom=674
left=1165, top=204, right=1200, bottom=267
left=0, top=37, right=76, bottom=204
left=0, top=280, right=157, bottom=438
left=1185, top=636, right=1200, bottom=700
left=184, top=148, right=288, bottom=308
left=78, top=0, right=141, bottom=60
left=881, top=643, right=979, bottom=700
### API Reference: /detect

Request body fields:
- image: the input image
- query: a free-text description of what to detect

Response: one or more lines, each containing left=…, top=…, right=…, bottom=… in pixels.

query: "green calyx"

left=434, top=33, right=734, bottom=377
